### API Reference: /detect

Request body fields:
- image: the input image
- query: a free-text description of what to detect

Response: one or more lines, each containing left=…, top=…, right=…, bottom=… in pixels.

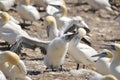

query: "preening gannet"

left=70, top=69, right=118, bottom=80
left=85, top=0, right=113, bottom=12
left=0, top=0, right=15, bottom=11
left=92, top=49, right=113, bottom=75
left=107, top=43, right=120, bottom=79
left=0, top=71, right=7, bottom=80
left=0, top=51, right=31, bottom=80
left=16, top=0, right=40, bottom=24
left=68, top=28, right=98, bottom=69
left=0, top=12, right=29, bottom=45
left=44, top=33, right=75, bottom=71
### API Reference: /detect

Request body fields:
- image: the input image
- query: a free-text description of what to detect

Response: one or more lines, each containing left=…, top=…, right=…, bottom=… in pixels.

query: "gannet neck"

left=0, top=12, right=10, bottom=24
left=23, top=0, right=30, bottom=5
left=61, top=5, right=67, bottom=17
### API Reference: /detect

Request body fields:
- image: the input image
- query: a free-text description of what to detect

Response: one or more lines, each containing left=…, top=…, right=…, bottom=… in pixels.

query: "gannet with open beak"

left=44, top=32, right=75, bottom=71
left=0, top=12, right=29, bottom=45
left=92, top=49, right=113, bottom=75
left=68, top=28, right=98, bottom=69
left=0, top=0, right=15, bottom=11
left=70, top=69, right=118, bottom=80
left=16, top=0, right=40, bottom=24
left=85, top=0, right=113, bottom=12
left=0, top=51, right=31, bottom=80
left=107, top=43, right=120, bottom=79
left=0, top=71, right=7, bottom=80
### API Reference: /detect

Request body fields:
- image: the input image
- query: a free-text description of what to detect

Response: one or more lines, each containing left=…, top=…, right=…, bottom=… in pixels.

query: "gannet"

left=16, top=0, right=40, bottom=24
left=45, top=15, right=90, bottom=40
left=85, top=0, right=113, bottom=12
left=114, top=14, right=120, bottom=25
left=107, top=43, right=120, bottom=79
left=0, top=0, right=15, bottom=11
left=70, top=69, right=118, bottom=80
left=92, top=49, right=113, bottom=75
left=0, top=11, right=19, bottom=24
left=68, top=28, right=98, bottom=69
left=0, top=12, right=29, bottom=45
left=44, top=33, right=75, bottom=71
left=0, top=71, right=7, bottom=80
left=0, top=51, right=31, bottom=80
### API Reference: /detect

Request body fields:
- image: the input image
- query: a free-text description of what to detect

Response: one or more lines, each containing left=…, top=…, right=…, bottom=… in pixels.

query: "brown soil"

left=0, top=0, right=120, bottom=80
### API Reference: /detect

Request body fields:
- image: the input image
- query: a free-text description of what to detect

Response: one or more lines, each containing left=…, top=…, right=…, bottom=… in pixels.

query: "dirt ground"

left=0, top=0, right=120, bottom=80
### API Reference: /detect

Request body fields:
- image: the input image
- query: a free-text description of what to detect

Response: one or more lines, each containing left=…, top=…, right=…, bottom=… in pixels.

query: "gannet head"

left=78, top=28, right=86, bottom=39
left=45, top=16, right=57, bottom=27
left=23, top=0, right=30, bottom=5
left=103, top=75, right=118, bottom=80
left=0, top=12, right=10, bottom=24
left=75, top=16, right=90, bottom=33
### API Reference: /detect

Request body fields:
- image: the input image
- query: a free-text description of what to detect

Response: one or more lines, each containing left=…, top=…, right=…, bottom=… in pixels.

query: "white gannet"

left=0, top=0, right=15, bottom=11
left=85, top=0, right=113, bottom=12
left=0, top=51, right=31, bottom=80
left=114, top=14, right=120, bottom=25
left=70, top=69, right=118, bottom=80
left=45, top=15, right=90, bottom=40
left=16, top=0, right=40, bottom=24
left=92, top=49, right=113, bottom=75
left=107, top=43, right=120, bottom=79
left=68, top=28, right=98, bottom=69
left=0, top=71, right=7, bottom=80
left=44, top=33, right=75, bottom=71
left=0, top=11, right=19, bottom=24
left=0, top=12, right=29, bottom=45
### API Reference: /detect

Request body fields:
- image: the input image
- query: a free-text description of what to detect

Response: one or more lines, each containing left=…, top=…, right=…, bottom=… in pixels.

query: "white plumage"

left=0, top=71, right=7, bottom=80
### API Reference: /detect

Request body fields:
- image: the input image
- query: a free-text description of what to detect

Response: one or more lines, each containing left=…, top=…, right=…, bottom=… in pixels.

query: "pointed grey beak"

left=105, top=43, right=116, bottom=50
left=92, top=52, right=108, bottom=58
left=65, top=32, right=76, bottom=41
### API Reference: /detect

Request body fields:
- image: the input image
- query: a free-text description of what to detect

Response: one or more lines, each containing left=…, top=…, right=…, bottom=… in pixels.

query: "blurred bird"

left=70, top=69, right=118, bottom=80
left=44, top=32, right=75, bottom=71
left=92, top=49, right=113, bottom=75
left=0, top=0, right=15, bottom=11
left=0, top=51, right=31, bottom=80
left=68, top=28, right=98, bottom=69
left=107, top=43, right=120, bottom=79
left=0, top=71, right=7, bottom=80
left=85, top=0, right=113, bottom=12
left=16, top=0, right=40, bottom=24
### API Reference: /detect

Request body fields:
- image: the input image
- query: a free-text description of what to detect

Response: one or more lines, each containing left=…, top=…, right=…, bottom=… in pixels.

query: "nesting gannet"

left=0, top=51, right=31, bottom=80
left=16, top=0, right=40, bottom=24
left=114, top=14, right=120, bottom=25
left=0, top=0, right=15, bottom=11
left=0, top=11, right=19, bottom=24
left=44, top=33, right=75, bottom=71
left=85, top=0, right=113, bottom=12
left=92, top=49, right=113, bottom=75
left=0, top=12, right=29, bottom=45
left=70, top=69, right=118, bottom=80
left=0, top=71, right=7, bottom=80
left=107, top=43, right=120, bottom=79
left=68, top=28, right=98, bottom=69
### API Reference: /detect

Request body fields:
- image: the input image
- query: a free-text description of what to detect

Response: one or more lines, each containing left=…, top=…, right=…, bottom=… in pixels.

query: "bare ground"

left=0, top=0, right=120, bottom=80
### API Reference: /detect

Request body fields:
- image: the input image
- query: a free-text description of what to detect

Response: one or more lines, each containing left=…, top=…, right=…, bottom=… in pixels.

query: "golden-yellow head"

left=78, top=28, right=86, bottom=38
left=0, top=12, right=10, bottom=23
left=103, top=75, right=118, bottom=80
left=23, top=0, right=30, bottom=5
left=76, top=16, right=83, bottom=22
left=45, top=16, right=57, bottom=26
left=2, top=51, right=20, bottom=65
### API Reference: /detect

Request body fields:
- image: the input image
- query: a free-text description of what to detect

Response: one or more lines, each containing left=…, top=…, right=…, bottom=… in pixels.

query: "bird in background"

left=16, top=0, right=40, bottom=25
left=0, top=0, right=15, bottom=11
left=0, top=51, right=31, bottom=80
left=70, top=69, right=118, bottom=80
left=92, top=49, right=113, bottom=75
left=106, top=43, right=120, bottom=79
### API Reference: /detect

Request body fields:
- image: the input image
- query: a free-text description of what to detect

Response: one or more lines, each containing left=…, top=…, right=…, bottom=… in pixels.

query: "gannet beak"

left=64, top=32, right=76, bottom=41
left=16, top=60, right=27, bottom=74
left=92, top=52, right=108, bottom=57
left=105, top=43, right=116, bottom=50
